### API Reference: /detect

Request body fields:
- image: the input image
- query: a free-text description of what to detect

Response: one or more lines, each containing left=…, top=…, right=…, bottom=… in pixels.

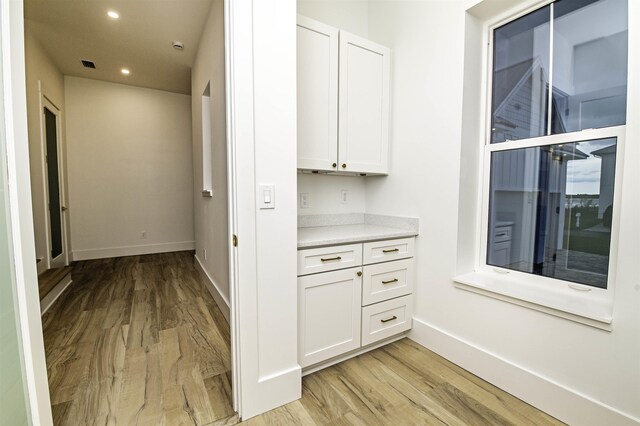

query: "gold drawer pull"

left=380, top=315, right=397, bottom=323
left=382, top=278, right=398, bottom=285
left=382, top=248, right=399, bottom=254
left=320, top=256, right=342, bottom=262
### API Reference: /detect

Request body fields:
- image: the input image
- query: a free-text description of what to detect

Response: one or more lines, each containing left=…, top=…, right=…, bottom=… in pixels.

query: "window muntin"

left=487, top=137, right=616, bottom=288
left=491, top=0, right=628, bottom=144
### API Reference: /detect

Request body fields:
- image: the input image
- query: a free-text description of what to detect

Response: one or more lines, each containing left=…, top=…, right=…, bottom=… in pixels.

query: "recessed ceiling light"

left=107, top=10, right=120, bottom=19
left=121, top=68, right=130, bottom=75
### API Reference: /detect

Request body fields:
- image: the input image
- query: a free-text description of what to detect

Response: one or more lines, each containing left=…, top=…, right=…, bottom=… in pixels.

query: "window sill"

left=453, top=270, right=613, bottom=331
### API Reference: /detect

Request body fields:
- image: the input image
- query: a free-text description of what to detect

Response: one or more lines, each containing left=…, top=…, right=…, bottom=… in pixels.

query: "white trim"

left=1, top=0, right=53, bottom=423
left=453, top=272, right=612, bottom=330
left=71, top=240, right=195, bottom=261
left=194, top=254, right=231, bottom=322
left=39, top=273, right=72, bottom=315
left=38, top=86, right=69, bottom=269
left=246, top=365, right=301, bottom=417
left=546, top=3, right=554, bottom=135
left=224, top=0, right=242, bottom=415
left=409, top=318, right=640, bottom=426
left=485, top=125, right=626, bottom=153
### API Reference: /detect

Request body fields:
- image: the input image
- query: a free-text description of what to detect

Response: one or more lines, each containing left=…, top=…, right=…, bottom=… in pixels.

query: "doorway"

left=41, top=95, right=67, bottom=269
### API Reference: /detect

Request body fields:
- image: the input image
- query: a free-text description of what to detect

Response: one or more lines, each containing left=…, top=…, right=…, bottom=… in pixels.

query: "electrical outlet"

left=300, top=192, right=310, bottom=209
left=340, top=189, right=349, bottom=204
left=141, top=230, right=147, bottom=239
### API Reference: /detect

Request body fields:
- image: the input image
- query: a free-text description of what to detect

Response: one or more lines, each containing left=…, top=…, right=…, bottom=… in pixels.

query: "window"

left=202, top=82, right=213, bottom=197
left=450, top=0, right=631, bottom=327
left=487, top=136, right=617, bottom=289
left=483, top=0, right=627, bottom=294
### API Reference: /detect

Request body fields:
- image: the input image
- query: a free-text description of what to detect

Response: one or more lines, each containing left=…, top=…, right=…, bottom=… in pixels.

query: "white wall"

left=366, top=1, right=640, bottom=424
left=297, top=174, right=365, bottom=215
left=191, top=0, right=230, bottom=313
left=5, top=2, right=53, bottom=422
left=24, top=24, right=68, bottom=273
left=65, top=77, right=194, bottom=260
left=296, top=0, right=369, bottom=217
left=297, top=0, right=369, bottom=37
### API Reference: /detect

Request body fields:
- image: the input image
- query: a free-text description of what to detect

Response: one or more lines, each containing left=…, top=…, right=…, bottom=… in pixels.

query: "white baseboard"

left=194, top=254, right=231, bottom=322
left=72, top=241, right=195, bottom=261
left=40, top=273, right=72, bottom=315
left=36, top=258, right=47, bottom=275
left=409, top=318, right=640, bottom=426
left=241, top=365, right=302, bottom=421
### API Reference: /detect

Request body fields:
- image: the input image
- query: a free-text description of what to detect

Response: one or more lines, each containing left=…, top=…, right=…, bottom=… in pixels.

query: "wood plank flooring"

left=39, top=266, right=72, bottom=300
left=42, top=251, right=234, bottom=425
left=249, top=339, right=564, bottom=426
left=43, top=251, right=563, bottom=425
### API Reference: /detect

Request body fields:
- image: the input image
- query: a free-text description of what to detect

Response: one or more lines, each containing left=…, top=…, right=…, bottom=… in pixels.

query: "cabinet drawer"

left=361, top=295, right=412, bottom=346
left=363, top=238, right=414, bottom=265
left=494, top=226, right=512, bottom=243
left=362, top=259, right=413, bottom=306
left=298, top=244, right=362, bottom=276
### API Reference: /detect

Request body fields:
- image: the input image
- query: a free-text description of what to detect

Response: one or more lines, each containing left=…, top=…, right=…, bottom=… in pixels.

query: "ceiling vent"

left=81, top=60, right=96, bottom=69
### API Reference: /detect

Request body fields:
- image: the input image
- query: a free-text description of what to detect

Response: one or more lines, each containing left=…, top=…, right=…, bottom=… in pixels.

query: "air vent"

left=81, top=60, right=96, bottom=69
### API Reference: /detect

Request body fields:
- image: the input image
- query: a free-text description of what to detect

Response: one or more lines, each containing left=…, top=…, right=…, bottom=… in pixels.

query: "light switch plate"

left=259, top=184, right=275, bottom=209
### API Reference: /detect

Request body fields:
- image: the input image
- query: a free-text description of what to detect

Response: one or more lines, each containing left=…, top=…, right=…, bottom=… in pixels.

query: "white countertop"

left=298, top=223, right=418, bottom=249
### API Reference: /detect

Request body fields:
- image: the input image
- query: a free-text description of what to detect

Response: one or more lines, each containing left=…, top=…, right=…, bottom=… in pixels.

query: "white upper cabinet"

left=297, top=16, right=390, bottom=175
left=338, top=31, right=390, bottom=175
left=297, top=16, right=339, bottom=172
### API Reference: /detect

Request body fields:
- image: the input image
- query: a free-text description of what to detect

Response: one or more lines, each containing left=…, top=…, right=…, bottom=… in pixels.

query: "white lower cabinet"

left=298, top=237, right=415, bottom=370
left=298, top=267, right=362, bottom=368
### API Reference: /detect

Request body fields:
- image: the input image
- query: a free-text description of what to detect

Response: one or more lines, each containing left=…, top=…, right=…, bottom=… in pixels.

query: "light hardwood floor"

left=43, top=251, right=563, bottom=425
left=42, top=251, right=235, bottom=425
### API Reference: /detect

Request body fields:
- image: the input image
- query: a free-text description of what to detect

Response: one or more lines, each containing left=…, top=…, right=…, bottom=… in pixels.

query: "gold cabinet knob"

left=357, top=271, right=362, bottom=277
left=332, top=162, right=337, bottom=168
left=342, top=163, right=347, bottom=169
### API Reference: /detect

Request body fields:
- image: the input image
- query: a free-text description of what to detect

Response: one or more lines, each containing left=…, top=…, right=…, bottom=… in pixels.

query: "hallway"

left=42, top=251, right=235, bottom=425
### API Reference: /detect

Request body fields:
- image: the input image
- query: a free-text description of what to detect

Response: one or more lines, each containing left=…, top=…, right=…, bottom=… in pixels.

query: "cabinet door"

left=338, top=31, right=390, bottom=174
left=298, top=267, right=362, bottom=367
left=297, top=16, right=339, bottom=172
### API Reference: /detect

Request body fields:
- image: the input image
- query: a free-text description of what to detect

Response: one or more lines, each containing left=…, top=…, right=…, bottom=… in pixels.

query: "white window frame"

left=455, top=0, right=627, bottom=330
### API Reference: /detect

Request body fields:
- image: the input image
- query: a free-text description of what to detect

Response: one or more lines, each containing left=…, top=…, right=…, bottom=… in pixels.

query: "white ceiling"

left=25, top=0, right=213, bottom=95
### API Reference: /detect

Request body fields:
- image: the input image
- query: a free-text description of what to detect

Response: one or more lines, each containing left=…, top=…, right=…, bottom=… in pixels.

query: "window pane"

left=487, top=137, right=616, bottom=288
left=552, top=0, right=628, bottom=133
left=491, top=6, right=550, bottom=144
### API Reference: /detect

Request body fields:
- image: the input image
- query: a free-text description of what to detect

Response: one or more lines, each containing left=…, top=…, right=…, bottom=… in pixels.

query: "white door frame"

left=38, top=84, right=69, bottom=269
left=1, top=0, right=54, bottom=424
left=223, top=0, right=242, bottom=415
left=224, top=0, right=301, bottom=420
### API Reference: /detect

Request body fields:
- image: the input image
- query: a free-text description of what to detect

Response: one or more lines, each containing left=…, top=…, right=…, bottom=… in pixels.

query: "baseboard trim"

left=409, top=318, right=640, bottom=426
left=71, top=241, right=195, bottom=261
left=194, top=254, right=231, bottom=322
left=242, top=365, right=302, bottom=421
left=40, top=273, right=72, bottom=315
